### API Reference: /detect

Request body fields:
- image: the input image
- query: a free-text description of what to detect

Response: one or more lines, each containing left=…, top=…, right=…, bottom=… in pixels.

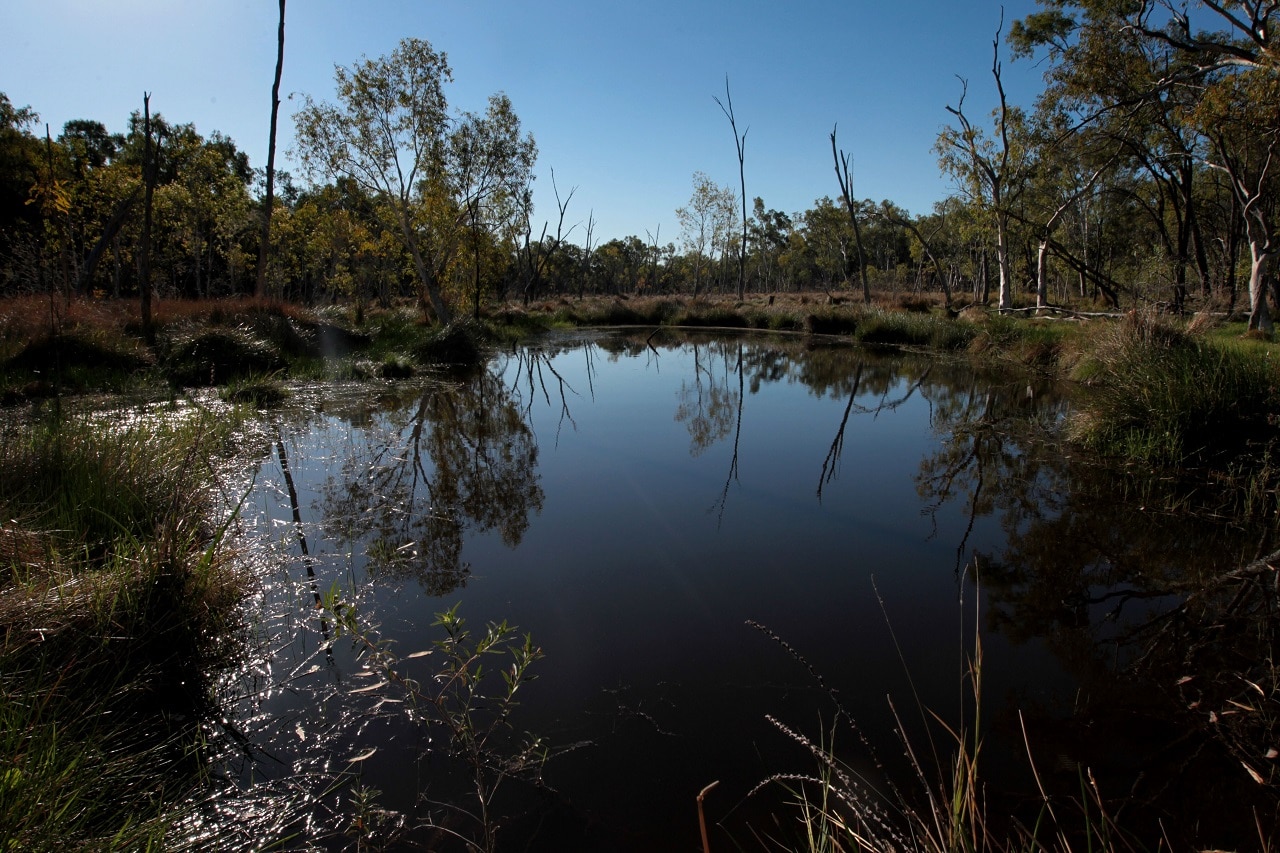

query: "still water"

left=224, top=329, right=1260, bottom=850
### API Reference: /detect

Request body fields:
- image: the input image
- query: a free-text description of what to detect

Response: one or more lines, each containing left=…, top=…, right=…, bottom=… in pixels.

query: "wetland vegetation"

left=1, top=295, right=1278, bottom=850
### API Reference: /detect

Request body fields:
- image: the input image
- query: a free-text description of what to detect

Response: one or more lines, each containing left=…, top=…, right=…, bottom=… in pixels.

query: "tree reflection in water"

left=319, top=363, right=544, bottom=596
left=258, top=331, right=1277, bottom=848
left=916, top=374, right=1280, bottom=846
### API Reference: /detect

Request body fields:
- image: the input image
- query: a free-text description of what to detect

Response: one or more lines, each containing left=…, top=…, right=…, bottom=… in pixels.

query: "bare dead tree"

left=579, top=210, right=595, bottom=300
left=645, top=225, right=662, bottom=293
left=520, top=169, right=576, bottom=305
left=940, top=12, right=1025, bottom=311
left=830, top=126, right=872, bottom=305
left=715, top=77, right=749, bottom=300
left=256, top=0, right=287, bottom=298
left=140, top=93, right=156, bottom=345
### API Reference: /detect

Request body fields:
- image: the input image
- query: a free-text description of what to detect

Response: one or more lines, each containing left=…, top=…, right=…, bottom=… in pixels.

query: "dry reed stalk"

left=698, top=779, right=720, bottom=853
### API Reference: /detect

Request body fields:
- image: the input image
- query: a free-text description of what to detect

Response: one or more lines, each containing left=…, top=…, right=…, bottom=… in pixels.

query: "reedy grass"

left=0, top=406, right=251, bottom=850
left=749, top=587, right=1149, bottom=853
left=1067, top=311, right=1279, bottom=465
left=219, top=374, right=290, bottom=407
left=320, top=595, right=548, bottom=853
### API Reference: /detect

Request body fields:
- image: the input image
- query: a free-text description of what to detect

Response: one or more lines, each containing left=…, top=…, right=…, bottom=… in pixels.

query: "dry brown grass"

left=0, top=295, right=329, bottom=355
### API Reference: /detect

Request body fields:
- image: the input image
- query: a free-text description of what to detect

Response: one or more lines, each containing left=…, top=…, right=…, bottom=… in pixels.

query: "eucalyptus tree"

left=158, top=129, right=255, bottom=297
left=861, top=200, right=912, bottom=288
left=1011, top=0, right=1280, bottom=321
left=1010, top=0, right=1214, bottom=310
left=747, top=197, right=793, bottom=293
left=454, top=93, right=536, bottom=313
left=798, top=196, right=859, bottom=291
left=1128, top=0, right=1278, bottom=72
left=0, top=93, right=43, bottom=257
left=1194, top=68, right=1280, bottom=331
left=676, top=171, right=737, bottom=297
left=1018, top=108, right=1119, bottom=308
left=295, top=37, right=536, bottom=325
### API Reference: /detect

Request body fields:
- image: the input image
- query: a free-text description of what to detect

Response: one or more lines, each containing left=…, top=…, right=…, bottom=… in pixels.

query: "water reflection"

left=317, top=365, right=544, bottom=594
left=912, top=359, right=1279, bottom=847
left=220, top=330, right=1275, bottom=851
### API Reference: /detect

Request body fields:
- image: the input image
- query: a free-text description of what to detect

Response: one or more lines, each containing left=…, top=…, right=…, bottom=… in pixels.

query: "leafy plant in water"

left=323, top=593, right=547, bottom=852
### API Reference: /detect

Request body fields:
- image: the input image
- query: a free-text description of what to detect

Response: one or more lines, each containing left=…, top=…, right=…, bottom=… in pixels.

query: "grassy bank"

left=0, top=406, right=248, bottom=849
left=5, top=291, right=1277, bottom=470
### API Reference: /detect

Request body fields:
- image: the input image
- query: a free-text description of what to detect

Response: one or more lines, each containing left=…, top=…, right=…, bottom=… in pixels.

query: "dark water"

left=223, top=329, right=1269, bottom=850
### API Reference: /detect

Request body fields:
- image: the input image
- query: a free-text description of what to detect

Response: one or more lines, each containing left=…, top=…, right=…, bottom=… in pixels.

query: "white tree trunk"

left=1247, top=239, right=1274, bottom=333
left=996, top=213, right=1013, bottom=311
left=1036, top=238, right=1049, bottom=309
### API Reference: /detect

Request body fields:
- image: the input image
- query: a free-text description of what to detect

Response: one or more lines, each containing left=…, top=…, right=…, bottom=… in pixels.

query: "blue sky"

left=3, top=0, right=1046, bottom=245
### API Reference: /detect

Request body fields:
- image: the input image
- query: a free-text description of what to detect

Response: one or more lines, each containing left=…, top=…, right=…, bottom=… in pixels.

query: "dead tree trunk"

left=140, top=93, right=156, bottom=345
left=830, top=127, right=872, bottom=305
left=256, top=0, right=286, bottom=298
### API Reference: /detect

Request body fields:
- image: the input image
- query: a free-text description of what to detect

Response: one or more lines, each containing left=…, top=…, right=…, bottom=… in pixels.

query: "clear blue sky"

left=2, top=0, right=1046, bottom=245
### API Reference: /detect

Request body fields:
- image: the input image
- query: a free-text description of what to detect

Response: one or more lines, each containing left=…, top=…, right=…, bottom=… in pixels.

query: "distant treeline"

left=1, top=3, right=1276, bottom=327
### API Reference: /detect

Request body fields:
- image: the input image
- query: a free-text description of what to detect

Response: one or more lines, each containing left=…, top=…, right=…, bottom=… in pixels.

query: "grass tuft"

left=1067, top=311, right=1279, bottom=464
left=162, top=328, right=286, bottom=387
left=0, top=409, right=249, bottom=849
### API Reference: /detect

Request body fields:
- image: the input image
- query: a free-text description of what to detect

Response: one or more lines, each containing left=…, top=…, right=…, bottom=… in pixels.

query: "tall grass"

left=750, top=592, right=1147, bottom=853
left=1068, top=312, right=1279, bottom=465
left=0, top=407, right=249, bottom=850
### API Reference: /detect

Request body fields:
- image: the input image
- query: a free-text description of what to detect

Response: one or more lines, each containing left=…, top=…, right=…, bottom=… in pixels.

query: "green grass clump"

left=220, top=375, right=290, bottom=407
left=1069, top=313, right=1279, bottom=464
left=803, top=308, right=862, bottom=336
left=481, top=309, right=559, bottom=343
left=363, top=307, right=424, bottom=357
left=412, top=318, right=485, bottom=366
left=1, top=331, right=156, bottom=400
left=0, top=410, right=248, bottom=849
left=552, top=296, right=682, bottom=327
left=671, top=304, right=750, bottom=328
left=853, top=309, right=930, bottom=347
left=162, top=328, right=286, bottom=387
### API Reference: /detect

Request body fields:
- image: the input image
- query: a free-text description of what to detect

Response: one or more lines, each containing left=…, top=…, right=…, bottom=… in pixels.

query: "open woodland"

left=4, top=1, right=1280, bottom=850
